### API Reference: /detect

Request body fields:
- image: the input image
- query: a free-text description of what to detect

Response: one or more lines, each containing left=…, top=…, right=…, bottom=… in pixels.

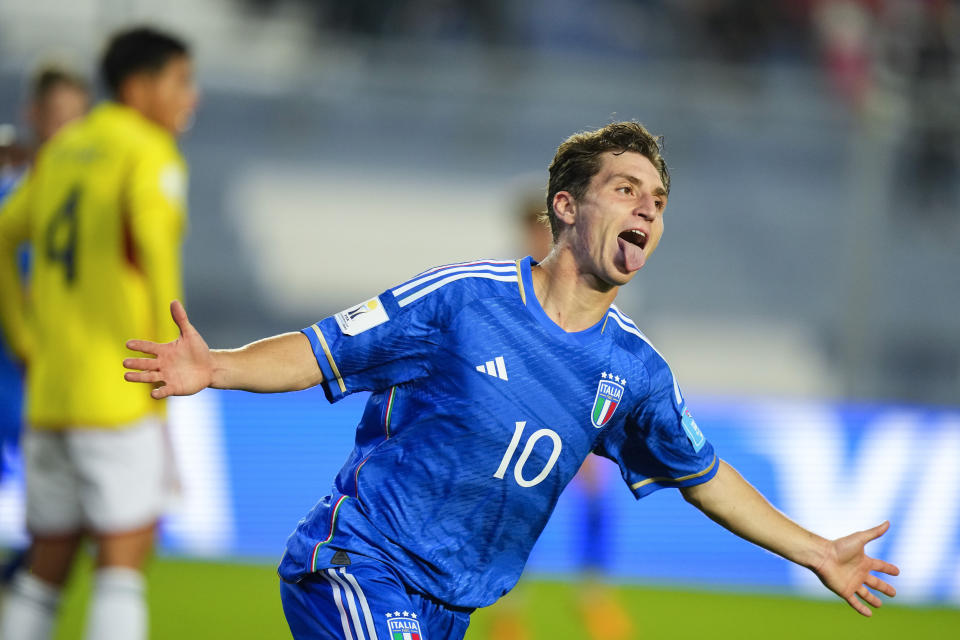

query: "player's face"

left=143, top=55, right=198, bottom=135
left=30, top=85, right=89, bottom=144
left=566, top=151, right=667, bottom=287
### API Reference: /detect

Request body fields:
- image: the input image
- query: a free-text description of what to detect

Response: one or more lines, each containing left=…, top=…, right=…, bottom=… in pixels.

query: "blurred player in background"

left=0, top=63, right=90, bottom=581
left=519, top=191, right=552, bottom=264
left=0, top=64, right=90, bottom=484
left=125, top=122, right=898, bottom=639
left=23, top=66, right=92, bottom=154
left=0, top=27, right=197, bottom=640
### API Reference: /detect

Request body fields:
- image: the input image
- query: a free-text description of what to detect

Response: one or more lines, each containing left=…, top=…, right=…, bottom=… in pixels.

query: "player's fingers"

left=846, top=593, right=872, bottom=617
left=858, top=586, right=882, bottom=609
left=170, top=300, right=192, bottom=335
left=126, top=339, right=159, bottom=355
left=872, top=559, right=900, bottom=577
left=151, top=385, right=172, bottom=400
left=866, top=574, right=896, bottom=598
left=123, top=357, right=159, bottom=371
left=124, top=371, right=163, bottom=384
left=861, top=520, right=890, bottom=543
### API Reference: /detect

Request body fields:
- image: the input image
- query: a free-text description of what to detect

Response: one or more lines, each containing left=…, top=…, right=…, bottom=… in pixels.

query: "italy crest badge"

left=385, top=612, right=422, bottom=640
left=591, top=372, right=625, bottom=428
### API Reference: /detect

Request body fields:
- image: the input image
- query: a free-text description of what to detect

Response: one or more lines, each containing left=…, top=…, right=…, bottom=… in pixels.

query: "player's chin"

left=601, top=270, right=634, bottom=289
left=608, top=262, right=640, bottom=286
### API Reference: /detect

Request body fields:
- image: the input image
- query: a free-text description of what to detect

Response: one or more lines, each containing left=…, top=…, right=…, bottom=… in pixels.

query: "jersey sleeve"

left=302, top=286, right=448, bottom=403
left=0, top=171, right=35, bottom=360
left=127, top=145, right=186, bottom=343
left=595, top=357, right=718, bottom=499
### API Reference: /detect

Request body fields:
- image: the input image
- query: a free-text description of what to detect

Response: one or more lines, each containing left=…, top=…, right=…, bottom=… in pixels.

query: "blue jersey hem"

left=630, top=453, right=720, bottom=499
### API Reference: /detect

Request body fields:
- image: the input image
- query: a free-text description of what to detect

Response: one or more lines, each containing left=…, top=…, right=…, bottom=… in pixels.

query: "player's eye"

left=655, top=200, right=664, bottom=210
left=617, top=186, right=633, bottom=196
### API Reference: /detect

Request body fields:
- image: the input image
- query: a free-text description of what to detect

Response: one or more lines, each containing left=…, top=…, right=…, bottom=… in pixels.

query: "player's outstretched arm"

left=680, top=460, right=899, bottom=617
left=124, top=300, right=323, bottom=398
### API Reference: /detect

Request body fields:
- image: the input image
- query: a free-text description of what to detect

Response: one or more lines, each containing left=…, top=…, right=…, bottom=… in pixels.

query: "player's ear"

left=552, top=191, right=576, bottom=227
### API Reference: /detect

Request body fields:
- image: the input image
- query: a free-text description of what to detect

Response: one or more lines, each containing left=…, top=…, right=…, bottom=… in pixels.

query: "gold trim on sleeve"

left=630, top=455, right=718, bottom=491
left=310, top=324, right=346, bottom=393
left=515, top=259, right=526, bottom=305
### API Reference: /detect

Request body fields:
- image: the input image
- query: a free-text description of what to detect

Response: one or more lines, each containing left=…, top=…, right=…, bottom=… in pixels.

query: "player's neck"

left=531, top=252, right=618, bottom=332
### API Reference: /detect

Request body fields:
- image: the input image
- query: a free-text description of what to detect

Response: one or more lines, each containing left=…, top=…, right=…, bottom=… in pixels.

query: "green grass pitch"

left=42, top=554, right=959, bottom=639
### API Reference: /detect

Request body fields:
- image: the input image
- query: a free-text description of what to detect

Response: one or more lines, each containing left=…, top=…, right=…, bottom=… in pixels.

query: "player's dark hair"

left=101, top=26, right=189, bottom=97
left=545, top=122, right=669, bottom=241
left=30, top=64, right=89, bottom=104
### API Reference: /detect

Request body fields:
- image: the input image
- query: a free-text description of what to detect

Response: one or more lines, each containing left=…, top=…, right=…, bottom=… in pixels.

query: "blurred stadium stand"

left=2, top=0, right=957, bottom=404
left=1, top=0, right=958, bottom=608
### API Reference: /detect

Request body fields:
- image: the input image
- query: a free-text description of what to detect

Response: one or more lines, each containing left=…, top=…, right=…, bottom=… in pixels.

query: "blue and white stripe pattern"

left=391, top=259, right=517, bottom=308
left=320, top=567, right=379, bottom=640
left=606, top=304, right=683, bottom=405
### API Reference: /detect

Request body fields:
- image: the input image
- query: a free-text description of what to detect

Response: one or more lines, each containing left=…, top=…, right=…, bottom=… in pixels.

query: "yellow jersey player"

left=0, top=27, right=197, bottom=640
left=0, top=61, right=90, bottom=587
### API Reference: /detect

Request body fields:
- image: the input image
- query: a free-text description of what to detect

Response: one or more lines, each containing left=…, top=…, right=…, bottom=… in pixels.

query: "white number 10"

left=493, top=421, right=563, bottom=488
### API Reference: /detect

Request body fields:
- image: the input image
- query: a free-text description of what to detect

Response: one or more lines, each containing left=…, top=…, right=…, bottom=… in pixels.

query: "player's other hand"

left=814, top=521, right=899, bottom=617
left=124, top=300, right=214, bottom=399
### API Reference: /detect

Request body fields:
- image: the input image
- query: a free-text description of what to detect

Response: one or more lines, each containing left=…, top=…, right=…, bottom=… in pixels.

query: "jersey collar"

left=518, top=256, right=608, bottom=345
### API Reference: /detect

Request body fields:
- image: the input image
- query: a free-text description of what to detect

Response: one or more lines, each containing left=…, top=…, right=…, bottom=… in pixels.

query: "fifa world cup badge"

left=681, top=406, right=706, bottom=452
left=591, top=371, right=626, bottom=428
left=385, top=611, right=422, bottom=640
left=335, top=296, right=389, bottom=336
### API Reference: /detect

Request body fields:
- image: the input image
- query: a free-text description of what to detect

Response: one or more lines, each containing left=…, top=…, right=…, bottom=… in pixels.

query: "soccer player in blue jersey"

left=124, top=122, right=899, bottom=639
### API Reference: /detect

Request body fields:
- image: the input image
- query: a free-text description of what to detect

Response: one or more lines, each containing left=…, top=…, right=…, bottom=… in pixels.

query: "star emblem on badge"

left=600, top=371, right=625, bottom=385
left=386, top=613, right=393, bottom=618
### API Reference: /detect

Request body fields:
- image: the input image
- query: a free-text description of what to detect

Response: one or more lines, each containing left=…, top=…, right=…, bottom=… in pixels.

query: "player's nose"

left=633, top=200, right=655, bottom=222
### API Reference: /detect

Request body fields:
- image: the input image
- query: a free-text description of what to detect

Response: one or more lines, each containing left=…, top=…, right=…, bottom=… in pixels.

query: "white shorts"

left=23, top=417, right=175, bottom=535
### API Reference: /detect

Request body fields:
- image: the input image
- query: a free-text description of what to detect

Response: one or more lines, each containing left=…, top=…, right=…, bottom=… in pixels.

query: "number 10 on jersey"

left=493, top=421, right=563, bottom=488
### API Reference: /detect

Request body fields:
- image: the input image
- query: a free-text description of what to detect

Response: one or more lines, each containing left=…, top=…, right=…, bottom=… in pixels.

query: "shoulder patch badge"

left=159, top=163, right=187, bottom=207
left=681, top=406, right=706, bottom=452
left=385, top=611, right=421, bottom=640
left=335, top=296, right=389, bottom=336
left=591, top=371, right=626, bottom=428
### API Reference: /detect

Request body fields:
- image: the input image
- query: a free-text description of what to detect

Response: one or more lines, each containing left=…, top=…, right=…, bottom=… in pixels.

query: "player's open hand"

left=813, top=521, right=899, bottom=617
left=123, top=300, right=214, bottom=399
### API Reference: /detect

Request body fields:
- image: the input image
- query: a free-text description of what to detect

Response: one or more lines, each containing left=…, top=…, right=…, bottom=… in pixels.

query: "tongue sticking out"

left=618, top=236, right=645, bottom=272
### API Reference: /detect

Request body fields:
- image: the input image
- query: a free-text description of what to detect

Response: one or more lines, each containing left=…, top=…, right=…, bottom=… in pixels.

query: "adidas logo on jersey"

left=475, top=356, right=508, bottom=381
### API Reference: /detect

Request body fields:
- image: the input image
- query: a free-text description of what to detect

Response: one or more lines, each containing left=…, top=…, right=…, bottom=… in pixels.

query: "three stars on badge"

left=600, top=371, right=626, bottom=385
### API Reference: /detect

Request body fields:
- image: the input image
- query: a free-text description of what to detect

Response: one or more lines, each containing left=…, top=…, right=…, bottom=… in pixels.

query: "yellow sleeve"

left=0, top=172, right=35, bottom=360
left=127, top=149, right=187, bottom=343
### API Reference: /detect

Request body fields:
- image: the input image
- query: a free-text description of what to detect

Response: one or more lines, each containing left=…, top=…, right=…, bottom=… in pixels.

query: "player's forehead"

left=591, top=151, right=664, bottom=192
left=141, top=54, right=193, bottom=86
left=160, top=55, right=193, bottom=78
left=41, top=83, right=86, bottom=104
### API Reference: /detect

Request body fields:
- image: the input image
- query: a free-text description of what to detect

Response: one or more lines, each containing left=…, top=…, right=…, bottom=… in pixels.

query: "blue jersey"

left=279, top=257, right=718, bottom=609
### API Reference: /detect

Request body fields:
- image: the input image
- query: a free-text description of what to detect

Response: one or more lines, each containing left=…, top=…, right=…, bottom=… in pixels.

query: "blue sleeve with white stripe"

left=596, top=356, right=718, bottom=498
left=302, top=285, right=449, bottom=403
left=301, top=261, right=521, bottom=403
